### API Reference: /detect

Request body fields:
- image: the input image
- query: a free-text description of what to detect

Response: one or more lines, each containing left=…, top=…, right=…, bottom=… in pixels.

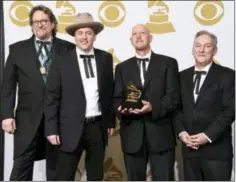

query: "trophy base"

left=121, top=101, right=143, bottom=110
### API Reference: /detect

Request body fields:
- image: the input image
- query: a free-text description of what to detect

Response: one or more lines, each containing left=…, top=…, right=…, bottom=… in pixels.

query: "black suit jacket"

left=113, top=52, right=180, bottom=154
left=174, top=62, right=235, bottom=160
left=44, top=48, right=115, bottom=152
left=0, top=35, right=75, bottom=160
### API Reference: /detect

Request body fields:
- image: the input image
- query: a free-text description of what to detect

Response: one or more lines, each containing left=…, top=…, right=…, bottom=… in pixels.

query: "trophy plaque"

left=121, top=82, right=143, bottom=109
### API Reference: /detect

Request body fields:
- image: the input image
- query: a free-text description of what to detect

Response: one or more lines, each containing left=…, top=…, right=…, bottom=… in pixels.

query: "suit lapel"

left=51, top=37, right=59, bottom=57
left=143, top=52, right=161, bottom=90
left=130, top=58, right=143, bottom=89
left=94, top=49, right=104, bottom=93
left=50, top=38, right=59, bottom=69
left=51, top=37, right=62, bottom=68
left=194, top=63, right=216, bottom=106
left=185, top=67, right=195, bottom=108
left=25, top=36, right=45, bottom=86
left=70, top=48, right=85, bottom=97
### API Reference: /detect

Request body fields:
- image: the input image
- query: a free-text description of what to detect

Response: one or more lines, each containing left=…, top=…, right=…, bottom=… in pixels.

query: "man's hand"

left=47, top=135, right=60, bottom=145
left=118, top=106, right=131, bottom=116
left=131, top=100, right=152, bottom=115
left=179, top=131, right=198, bottom=150
left=108, top=128, right=115, bottom=137
left=189, top=132, right=209, bottom=147
left=2, top=118, right=16, bottom=134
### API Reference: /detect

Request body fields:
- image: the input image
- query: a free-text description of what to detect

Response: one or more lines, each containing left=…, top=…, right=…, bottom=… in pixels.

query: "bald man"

left=113, top=24, right=180, bottom=180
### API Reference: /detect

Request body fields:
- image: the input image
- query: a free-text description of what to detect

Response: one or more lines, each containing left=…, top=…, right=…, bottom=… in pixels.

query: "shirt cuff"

left=178, top=131, right=186, bottom=139
left=205, top=133, right=212, bottom=143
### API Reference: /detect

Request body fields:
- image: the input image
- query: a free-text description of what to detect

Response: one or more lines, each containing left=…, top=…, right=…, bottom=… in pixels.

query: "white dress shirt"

left=193, top=62, right=212, bottom=101
left=193, top=62, right=213, bottom=143
left=135, top=51, right=151, bottom=85
left=76, top=47, right=101, bottom=117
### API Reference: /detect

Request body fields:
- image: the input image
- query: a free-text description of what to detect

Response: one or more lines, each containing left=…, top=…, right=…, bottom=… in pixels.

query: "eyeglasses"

left=32, top=19, right=50, bottom=26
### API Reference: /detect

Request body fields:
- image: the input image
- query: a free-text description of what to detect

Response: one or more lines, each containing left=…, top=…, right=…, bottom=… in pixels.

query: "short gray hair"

left=194, top=30, right=218, bottom=48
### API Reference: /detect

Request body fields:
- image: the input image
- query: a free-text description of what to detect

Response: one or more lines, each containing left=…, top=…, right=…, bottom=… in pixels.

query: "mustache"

left=36, top=28, right=46, bottom=30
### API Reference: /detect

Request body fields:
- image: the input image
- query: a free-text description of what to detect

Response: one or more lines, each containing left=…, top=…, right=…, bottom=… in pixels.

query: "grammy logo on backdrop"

left=146, top=0, right=175, bottom=34
left=56, top=0, right=76, bottom=33
left=122, top=82, right=143, bottom=109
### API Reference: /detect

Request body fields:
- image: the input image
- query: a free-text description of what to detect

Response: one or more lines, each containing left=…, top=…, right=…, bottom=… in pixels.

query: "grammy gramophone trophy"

left=121, top=82, right=143, bottom=109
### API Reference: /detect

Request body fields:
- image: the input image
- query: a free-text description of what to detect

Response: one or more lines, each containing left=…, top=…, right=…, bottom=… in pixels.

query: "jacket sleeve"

left=44, top=54, right=61, bottom=136
left=204, top=69, right=235, bottom=142
left=113, top=64, right=124, bottom=121
left=106, top=53, right=116, bottom=128
left=0, top=45, right=17, bottom=121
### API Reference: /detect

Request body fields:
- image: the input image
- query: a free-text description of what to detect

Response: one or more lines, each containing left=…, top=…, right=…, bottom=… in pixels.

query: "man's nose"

left=199, top=46, right=205, bottom=52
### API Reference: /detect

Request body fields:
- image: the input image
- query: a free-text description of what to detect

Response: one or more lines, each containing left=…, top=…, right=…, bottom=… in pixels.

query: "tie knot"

left=136, top=58, right=149, bottom=63
left=36, top=40, right=51, bottom=45
left=80, top=54, right=94, bottom=59
left=194, top=70, right=207, bottom=75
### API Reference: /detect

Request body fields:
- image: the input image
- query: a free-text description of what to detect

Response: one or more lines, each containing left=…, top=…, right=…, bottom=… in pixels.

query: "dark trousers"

left=55, top=120, right=105, bottom=181
left=183, top=157, right=232, bottom=181
left=123, top=133, right=175, bottom=181
left=10, top=122, right=58, bottom=181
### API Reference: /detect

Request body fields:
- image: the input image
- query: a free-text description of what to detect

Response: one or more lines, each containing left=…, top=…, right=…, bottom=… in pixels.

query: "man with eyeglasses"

left=0, top=5, right=74, bottom=181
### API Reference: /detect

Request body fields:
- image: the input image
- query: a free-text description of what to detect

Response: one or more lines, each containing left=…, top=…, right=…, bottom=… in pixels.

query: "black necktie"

left=193, top=71, right=207, bottom=94
left=36, top=40, right=51, bottom=59
left=80, top=54, right=95, bottom=78
left=136, top=58, right=149, bottom=77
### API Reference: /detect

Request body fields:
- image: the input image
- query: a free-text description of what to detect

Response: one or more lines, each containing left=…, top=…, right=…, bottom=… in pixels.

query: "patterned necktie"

left=36, top=40, right=52, bottom=83
left=136, top=58, right=149, bottom=76
left=36, top=40, right=51, bottom=60
left=193, top=70, right=207, bottom=94
left=80, top=54, right=95, bottom=78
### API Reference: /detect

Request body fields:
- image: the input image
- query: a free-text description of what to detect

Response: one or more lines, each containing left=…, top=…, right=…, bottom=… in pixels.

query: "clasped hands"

left=118, top=100, right=152, bottom=115
left=179, top=131, right=209, bottom=150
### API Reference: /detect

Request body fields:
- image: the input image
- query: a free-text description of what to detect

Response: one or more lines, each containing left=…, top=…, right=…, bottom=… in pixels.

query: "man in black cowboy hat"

left=44, top=12, right=115, bottom=180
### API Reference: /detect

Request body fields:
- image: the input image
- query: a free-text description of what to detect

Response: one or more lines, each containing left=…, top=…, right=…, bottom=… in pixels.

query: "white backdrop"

left=3, top=0, right=235, bottom=181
